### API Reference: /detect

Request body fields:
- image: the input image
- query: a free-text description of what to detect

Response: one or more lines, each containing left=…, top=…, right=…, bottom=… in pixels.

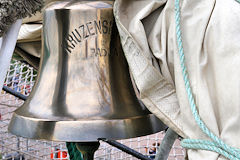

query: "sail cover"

left=114, top=0, right=240, bottom=159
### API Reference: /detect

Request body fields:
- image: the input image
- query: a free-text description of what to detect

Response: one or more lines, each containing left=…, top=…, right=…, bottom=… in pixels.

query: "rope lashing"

left=174, top=0, right=240, bottom=159
left=66, top=142, right=83, bottom=160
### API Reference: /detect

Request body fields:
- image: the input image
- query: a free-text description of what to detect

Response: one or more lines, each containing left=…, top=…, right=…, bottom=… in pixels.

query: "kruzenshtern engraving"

left=64, top=19, right=112, bottom=54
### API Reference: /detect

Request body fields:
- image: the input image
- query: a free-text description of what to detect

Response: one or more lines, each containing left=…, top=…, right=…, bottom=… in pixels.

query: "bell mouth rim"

left=9, top=112, right=166, bottom=142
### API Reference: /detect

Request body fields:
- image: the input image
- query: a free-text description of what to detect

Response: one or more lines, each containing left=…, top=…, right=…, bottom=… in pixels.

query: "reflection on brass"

left=8, top=0, right=166, bottom=142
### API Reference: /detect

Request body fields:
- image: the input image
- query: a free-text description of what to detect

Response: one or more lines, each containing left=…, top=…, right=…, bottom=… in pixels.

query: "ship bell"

left=8, top=0, right=166, bottom=141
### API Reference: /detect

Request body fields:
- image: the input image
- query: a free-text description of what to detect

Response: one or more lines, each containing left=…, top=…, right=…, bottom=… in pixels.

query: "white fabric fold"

left=18, top=24, right=42, bottom=43
left=16, top=0, right=63, bottom=58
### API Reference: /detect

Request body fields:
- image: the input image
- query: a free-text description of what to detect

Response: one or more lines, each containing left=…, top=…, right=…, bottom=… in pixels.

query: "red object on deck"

left=51, top=148, right=68, bottom=160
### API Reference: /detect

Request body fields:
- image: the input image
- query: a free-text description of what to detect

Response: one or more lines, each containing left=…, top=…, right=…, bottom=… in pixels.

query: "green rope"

left=66, top=142, right=83, bottom=160
left=175, top=0, right=240, bottom=159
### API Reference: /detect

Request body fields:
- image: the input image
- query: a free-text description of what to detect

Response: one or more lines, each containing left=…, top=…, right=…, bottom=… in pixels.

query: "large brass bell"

left=9, top=0, right=166, bottom=141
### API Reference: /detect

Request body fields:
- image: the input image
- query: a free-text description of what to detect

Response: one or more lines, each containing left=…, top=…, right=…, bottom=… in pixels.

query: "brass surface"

left=9, top=0, right=166, bottom=142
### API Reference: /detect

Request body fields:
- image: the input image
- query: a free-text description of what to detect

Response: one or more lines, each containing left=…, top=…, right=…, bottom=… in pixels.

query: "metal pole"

left=99, top=138, right=151, bottom=160
left=2, top=85, right=27, bottom=100
left=154, top=128, right=178, bottom=160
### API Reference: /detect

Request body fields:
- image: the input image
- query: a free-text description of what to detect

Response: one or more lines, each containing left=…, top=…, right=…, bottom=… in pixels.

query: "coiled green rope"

left=66, top=142, right=83, bottom=160
left=175, top=0, right=240, bottom=159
